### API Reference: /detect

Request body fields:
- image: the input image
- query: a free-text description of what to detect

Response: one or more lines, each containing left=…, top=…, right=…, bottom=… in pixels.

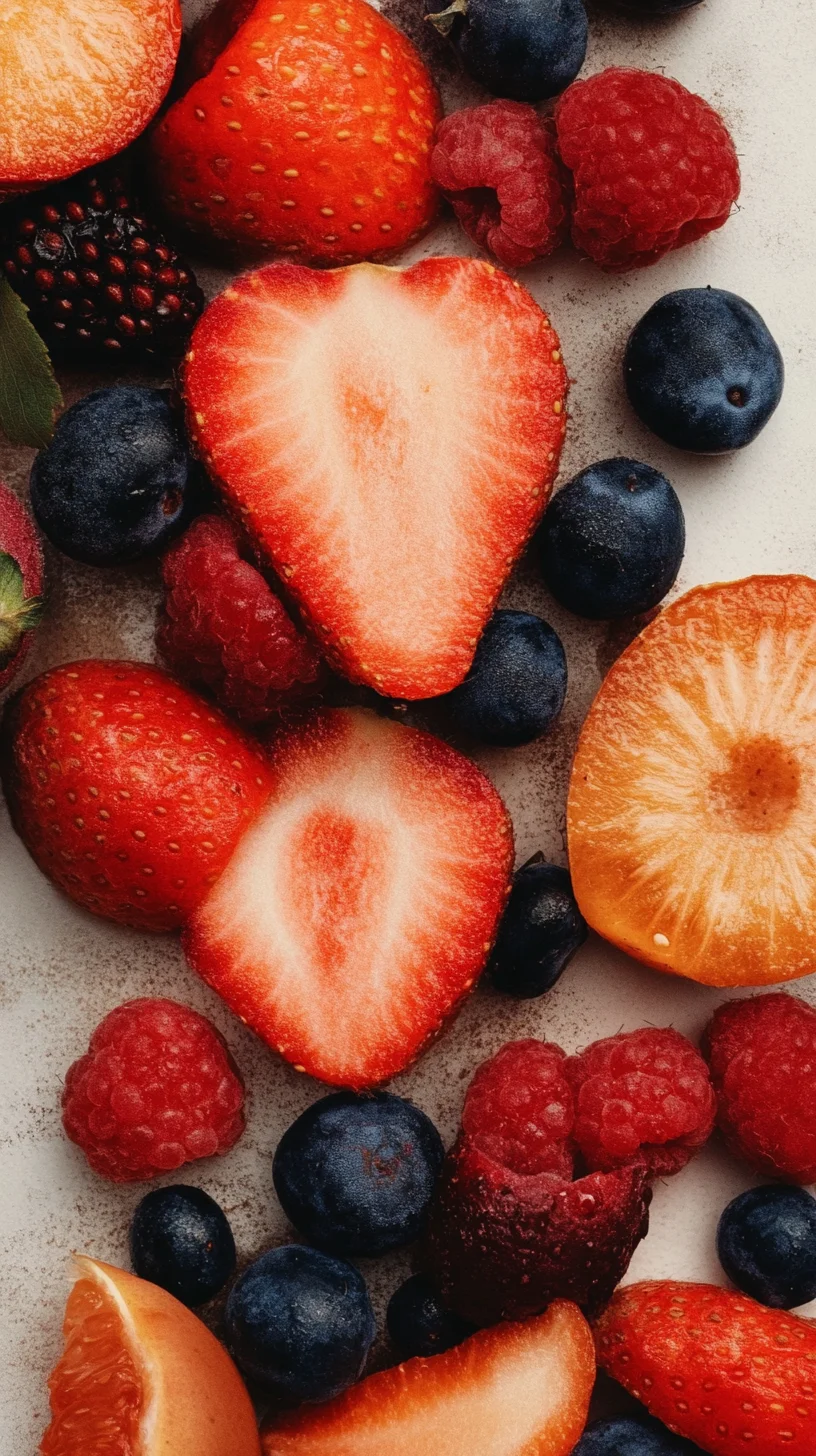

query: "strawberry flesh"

left=261, top=1301, right=595, bottom=1456
left=183, top=707, right=513, bottom=1088
left=184, top=258, right=568, bottom=699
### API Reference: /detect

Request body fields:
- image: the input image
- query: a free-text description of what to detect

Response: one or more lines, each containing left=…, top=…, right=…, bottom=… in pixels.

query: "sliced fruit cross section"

left=261, top=1302, right=595, bottom=1456
left=184, top=257, right=567, bottom=699
left=183, top=708, right=513, bottom=1087
left=0, top=1, right=181, bottom=188
left=568, top=575, right=816, bottom=986
left=40, top=1256, right=260, bottom=1456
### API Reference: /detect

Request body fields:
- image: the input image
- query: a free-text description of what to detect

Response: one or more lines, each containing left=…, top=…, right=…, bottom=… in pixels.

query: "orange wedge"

left=40, top=1256, right=260, bottom=1456
left=568, top=575, right=816, bottom=987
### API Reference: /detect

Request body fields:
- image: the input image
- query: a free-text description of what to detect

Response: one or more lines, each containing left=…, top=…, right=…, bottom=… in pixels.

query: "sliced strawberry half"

left=183, top=707, right=513, bottom=1088
left=184, top=258, right=568, bottom=699
left=261, top=1302, right=595, bottom=1456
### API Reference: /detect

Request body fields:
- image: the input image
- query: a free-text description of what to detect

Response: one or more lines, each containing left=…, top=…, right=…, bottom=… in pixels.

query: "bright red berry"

left=461, top=1039, right=574, bottom=1178
left=596, top=1280, right=816, bottom=1456
left=554, top=67, right=740, bottom=271
left=62, top=998, right=246, bottom=1182
left=566, top=1027, right=716, bottom=1177
left=151, top=0, right=440, bottom=264
left=1, top=659, right=273, bottom=931
left=705, top=993, right=816, bottom=1184
left=158, top=514, right=321, bottom=725
left=431, top=101, right=570, bottom=268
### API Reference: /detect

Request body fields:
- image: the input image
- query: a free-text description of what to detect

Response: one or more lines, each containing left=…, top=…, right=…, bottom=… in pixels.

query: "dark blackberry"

left=0, top=164, right=204, bottom=367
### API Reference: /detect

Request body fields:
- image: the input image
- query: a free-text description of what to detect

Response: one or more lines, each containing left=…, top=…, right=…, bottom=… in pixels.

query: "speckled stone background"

left=2, top=0, right=815, bottom=1447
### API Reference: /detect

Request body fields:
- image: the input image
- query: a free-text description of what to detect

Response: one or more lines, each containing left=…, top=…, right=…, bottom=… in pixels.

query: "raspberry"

left=62, top=998, right=246, bottom=1182
left=157, top=514, right=321, bottom=725
left=567, top=1028, right=716, bottom=1177
left=462, top=1039, right=574, bottom=1177
left=554, top=67, right=740, bottom=271
left=705, top=994, right=816, bottom=1185
left=431, top=101, right=570, bottom=268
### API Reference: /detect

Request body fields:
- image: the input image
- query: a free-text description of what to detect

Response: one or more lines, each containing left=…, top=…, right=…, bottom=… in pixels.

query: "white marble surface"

left=1, top=0, right=815, bottom=1448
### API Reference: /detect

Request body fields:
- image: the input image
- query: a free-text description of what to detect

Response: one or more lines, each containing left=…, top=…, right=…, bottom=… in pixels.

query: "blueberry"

left=224, top=1244, right=375, bottom=1402
left=441, top=610, right=567, bottom=747
left=30, top=386, right=207, bottom=565
left=488, top=857, right=587, bottom=998
left=717, top=1185, right=816, bottom=1309
left=428, top=0, right=588, bottom=103
left=538, top=458, right=685, bottom=619
left=129, top=1184, right=236, bottom=1307
left=386, top=1274, right=475, bottom=1358
left=273, top=1092, right=445, bottom=1258
left=624, top=289, right=784, bottom=454
left=572, top=1415, right=706, bottom=1455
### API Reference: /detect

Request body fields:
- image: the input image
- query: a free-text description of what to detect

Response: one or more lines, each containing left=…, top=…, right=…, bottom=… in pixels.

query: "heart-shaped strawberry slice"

left=183, top=708, right=513, bottom=1087
left=184, top=257, right=567, bottom=699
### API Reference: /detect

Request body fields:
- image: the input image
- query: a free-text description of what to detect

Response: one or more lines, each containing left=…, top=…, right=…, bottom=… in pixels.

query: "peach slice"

left=568, top=575, right=816, bottom=987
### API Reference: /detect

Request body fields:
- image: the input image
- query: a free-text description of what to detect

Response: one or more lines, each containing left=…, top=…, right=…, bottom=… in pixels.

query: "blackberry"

left=0, top=165, right=204, bottom=366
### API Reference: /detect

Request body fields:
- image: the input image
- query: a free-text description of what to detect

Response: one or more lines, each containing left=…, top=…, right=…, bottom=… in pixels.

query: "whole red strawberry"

left=62, top=998, right=245, bottom=1182
left=0, top=660, right=273, bottom=931
left=0, top=482, right=43, bottom=693
left=151, top=0, right=440, bottom=263
left=705, top=993, right=816, bottom=1184
left=554, top=67, right=740, bottom=271
left=431, top=101, right=570, bottom=268
left=157, top=514, right=321, bottom=725
left=596, top=1280, right=816, bottom=1456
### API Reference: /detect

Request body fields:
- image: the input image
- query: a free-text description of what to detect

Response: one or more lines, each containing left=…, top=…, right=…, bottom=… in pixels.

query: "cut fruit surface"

left=40, top=1256, right=260, bottom=1456
left=568, top=576, right=816, bottom=986
left=261, top=1302, right=595, bottom=1456
left=0, top=1, right=181, bottom=188
left=184, top=258, right=567, bottom=699
left=183, top=708, right=513, bottom=1087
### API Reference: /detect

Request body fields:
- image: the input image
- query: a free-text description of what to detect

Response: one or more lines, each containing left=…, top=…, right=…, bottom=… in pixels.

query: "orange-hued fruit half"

left=261, top=1302, right=595, bottom=1456
left=0, top=0, right=181, bottom=190
left=40, top=1256, right=260, bottom=1456
left=568, top=576, right=816, bottom=988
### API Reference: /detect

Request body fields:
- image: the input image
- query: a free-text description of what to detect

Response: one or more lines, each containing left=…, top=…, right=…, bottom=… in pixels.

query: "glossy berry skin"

left=539, top=458, right=685, bottom=619
left=431, top=0, right=588, bottom=103
left=386, top=1275, right=474, bottom=1359
left=130, top=1185, right=236, bottom=1307
left=717, top=1185, right=816, bottom=1310
left=273, top=1092, right=445, bottom=1257
left=487, top=859, right=586, bottom=997
left=573, top=1415, right=705, bottom=1456
left=441, top=610, right=567, bottom=747
left=30, top=388, right=207, bottom=566
left=625, top=290, right=784, bottom=454
left=224, top=1245, right=375, bottom=1403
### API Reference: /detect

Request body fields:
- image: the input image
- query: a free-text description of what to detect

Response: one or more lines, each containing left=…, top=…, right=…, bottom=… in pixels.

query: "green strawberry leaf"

left=0, top=550, right=43, bottom=666
left=0, top=276, right=63, bottom=449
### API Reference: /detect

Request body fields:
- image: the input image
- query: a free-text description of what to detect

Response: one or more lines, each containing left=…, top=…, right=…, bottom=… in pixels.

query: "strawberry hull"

left=184, top=257, right=568, bottom=699
left=183, top=708, right=513, bottom=1088
left=0, top=482, right=43, bottom=693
